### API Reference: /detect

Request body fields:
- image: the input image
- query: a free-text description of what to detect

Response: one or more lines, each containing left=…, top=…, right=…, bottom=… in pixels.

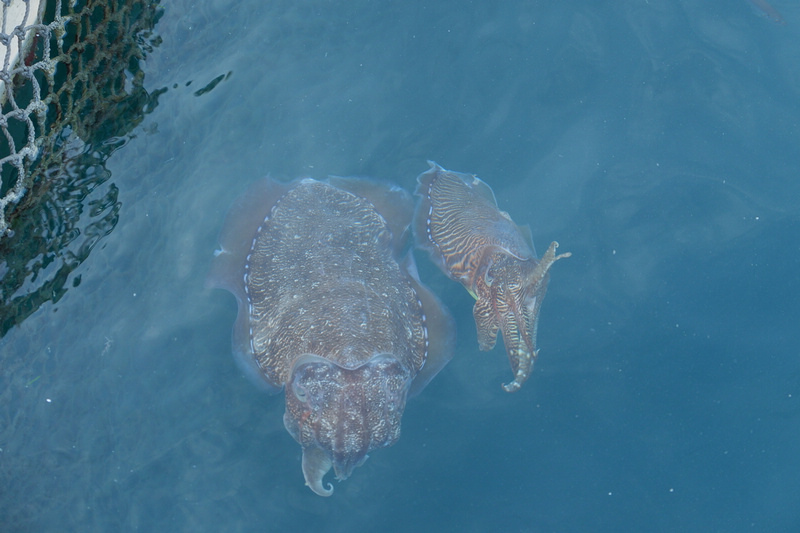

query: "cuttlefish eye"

left=484, top=263, right=496, bottom=287
left=289, top=354, right=333, bottom=406
left=292, top=380, right=308, bottom=403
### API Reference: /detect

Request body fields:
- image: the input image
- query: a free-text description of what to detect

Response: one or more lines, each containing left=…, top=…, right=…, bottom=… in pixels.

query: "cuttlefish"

left=208, top=176, right=454, bottom=496
left=413, top=162, right=570, bottom=393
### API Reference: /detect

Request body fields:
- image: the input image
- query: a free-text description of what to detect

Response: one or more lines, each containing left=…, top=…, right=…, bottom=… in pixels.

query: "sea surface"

left=2, top=0, right=799, bottom=531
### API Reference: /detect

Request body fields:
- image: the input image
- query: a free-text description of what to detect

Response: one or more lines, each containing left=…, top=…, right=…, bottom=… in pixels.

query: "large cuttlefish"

left=209, top=176, right=454, bottom=496
left=413, top=162, right=570, bottom=393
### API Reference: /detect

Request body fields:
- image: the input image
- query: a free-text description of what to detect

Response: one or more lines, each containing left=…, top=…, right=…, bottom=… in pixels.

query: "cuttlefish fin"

left=208, top=176, right=291, bottom=395
left=402, top=253, right=456, bottom=398
left=207, top=176, right=292, bottom=294
left=412, top=166, right=449, bottom=275
left=518, top=224, right=537, bottom=257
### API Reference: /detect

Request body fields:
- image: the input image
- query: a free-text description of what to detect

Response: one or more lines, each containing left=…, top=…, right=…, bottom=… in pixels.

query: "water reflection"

left=0, top=0, right=165, bottom=337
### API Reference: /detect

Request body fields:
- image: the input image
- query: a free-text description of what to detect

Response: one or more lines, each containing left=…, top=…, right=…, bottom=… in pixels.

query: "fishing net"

left=0, top=0, right=162, bottom=336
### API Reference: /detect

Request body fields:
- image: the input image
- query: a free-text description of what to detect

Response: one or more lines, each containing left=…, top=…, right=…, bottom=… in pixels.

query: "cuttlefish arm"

left=472, top=241, right=571, bottom=392
left=302, top=445, right=334, bottom=497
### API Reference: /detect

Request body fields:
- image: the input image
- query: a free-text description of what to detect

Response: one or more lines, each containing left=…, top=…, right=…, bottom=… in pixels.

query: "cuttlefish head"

left=474, top=241, right=571, bottom=392
left=283, top=353, right=414, bottom=496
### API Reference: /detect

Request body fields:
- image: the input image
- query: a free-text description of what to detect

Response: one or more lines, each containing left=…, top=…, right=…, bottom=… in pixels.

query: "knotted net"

left=0, top=0, right=161, bottom=335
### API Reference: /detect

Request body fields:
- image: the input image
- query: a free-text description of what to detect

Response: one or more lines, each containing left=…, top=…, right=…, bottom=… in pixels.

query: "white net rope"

left=0, top=0, right=160, bottom=335
left=0, top=0, right=159, bottom=238
left=0, top=0, right=53, bottom=236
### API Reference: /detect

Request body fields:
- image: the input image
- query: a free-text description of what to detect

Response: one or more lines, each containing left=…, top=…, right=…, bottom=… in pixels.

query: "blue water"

left=2, top=0, right=800, bottom=531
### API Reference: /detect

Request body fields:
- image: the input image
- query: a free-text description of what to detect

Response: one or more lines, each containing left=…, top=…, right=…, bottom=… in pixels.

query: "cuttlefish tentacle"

left=302, top=444, right=334, bottom=497
left=496, top=241, right=571, bottom=392
left=526, top=241, right=572, bottom=292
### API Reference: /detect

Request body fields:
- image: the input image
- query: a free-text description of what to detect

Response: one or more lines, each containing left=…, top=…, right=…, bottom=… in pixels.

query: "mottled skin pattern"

left=414, top=162, right=570, bottom=392
left=210, top=177, right=455, bottom=496
left=247, top=180, right=426, bottom=495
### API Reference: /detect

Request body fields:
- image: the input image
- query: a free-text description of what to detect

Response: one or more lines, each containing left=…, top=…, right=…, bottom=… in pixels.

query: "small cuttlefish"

left=413, top=162, right=570, bottom=393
